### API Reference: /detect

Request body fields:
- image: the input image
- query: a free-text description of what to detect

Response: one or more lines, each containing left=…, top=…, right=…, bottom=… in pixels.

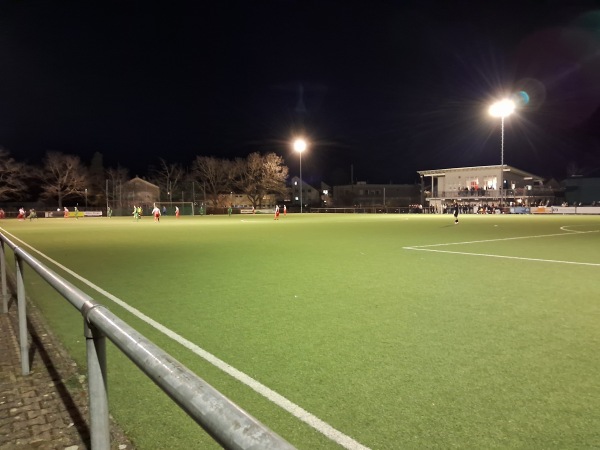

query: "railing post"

left=15, top=254, right=30, bottom=375
left=84, top=318, right=110, bottom=450
left=1, top=240, right=7, bottom=314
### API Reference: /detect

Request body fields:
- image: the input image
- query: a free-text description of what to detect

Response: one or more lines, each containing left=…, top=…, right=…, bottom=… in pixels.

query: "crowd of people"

left=443, top=203, right=502, bottom=214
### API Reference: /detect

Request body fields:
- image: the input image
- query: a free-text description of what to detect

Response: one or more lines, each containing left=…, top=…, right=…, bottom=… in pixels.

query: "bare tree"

left=191, top=156, right=235, bottom=206
left=38, top=152, right=88, bottom=208
left=106, top=165, right=129, bottom=209
left=149, top=158, right=185, bottom=202
left=0, top=148, right=28, bottom=201
left=236, top=152, right=288, bottom=208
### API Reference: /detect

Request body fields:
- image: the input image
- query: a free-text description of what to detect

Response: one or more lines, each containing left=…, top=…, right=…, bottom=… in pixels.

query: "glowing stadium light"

left=488, top=99, right=515, bottom=118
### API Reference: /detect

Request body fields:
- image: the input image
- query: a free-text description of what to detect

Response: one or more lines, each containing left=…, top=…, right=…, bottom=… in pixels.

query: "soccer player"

left=175, top=206, right=180, bottom=218
left=107, top=206, right=112, bottom=218
left=152, top=205, right=161, bottom=222
left=17, top=207, right=25, bottom=220
left=283, top=205, right=287, bottom=216
left=274, top=205, right=280, bottom=220
left=453, top=201, right=459, bottom=224
left=133, top=205, right=139, bottom=221
left=64, top=207, right=69, bottom=218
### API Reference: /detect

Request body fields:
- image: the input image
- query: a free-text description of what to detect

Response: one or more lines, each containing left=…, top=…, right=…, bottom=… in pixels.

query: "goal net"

left=154, top=202, right=196, bottom=216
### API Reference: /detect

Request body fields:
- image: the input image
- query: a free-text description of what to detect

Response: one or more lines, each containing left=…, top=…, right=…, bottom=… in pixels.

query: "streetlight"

left=85, top=188, right=88, bottom=209
left=489, top=99, right=515, bottom=207
left=293, top=138, right=307, bottom=213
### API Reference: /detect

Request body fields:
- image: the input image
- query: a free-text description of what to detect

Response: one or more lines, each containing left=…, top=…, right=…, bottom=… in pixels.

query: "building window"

left=483, top=176, right=497, bottom=189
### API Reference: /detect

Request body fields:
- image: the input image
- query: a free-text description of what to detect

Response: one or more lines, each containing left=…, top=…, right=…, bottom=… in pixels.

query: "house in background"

left=417, top=165, right=554, bottom=212
left=122, top=176, right=160, bottom=209
left=290, top=176, right=321, bottom=208
left=320, top=182, right=333, bottom=207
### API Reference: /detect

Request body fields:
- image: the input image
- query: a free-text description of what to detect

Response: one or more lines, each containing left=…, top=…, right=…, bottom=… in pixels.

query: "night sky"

left=1, top=0, right=600, bottom=185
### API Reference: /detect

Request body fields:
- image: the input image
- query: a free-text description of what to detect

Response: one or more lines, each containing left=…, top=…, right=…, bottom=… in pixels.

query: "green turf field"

left=1, top=213, right=599, bottom=449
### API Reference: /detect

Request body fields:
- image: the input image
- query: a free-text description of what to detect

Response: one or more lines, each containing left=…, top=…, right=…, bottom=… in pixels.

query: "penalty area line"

left=405, top=247, right=600, bottom=266
left=0, top=228, right=371, bottom=450
left=406, top=229, right=599, bottom=249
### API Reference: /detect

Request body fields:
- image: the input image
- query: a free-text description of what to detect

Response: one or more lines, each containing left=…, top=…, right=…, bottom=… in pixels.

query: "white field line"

left=404, top=228, right=600, bottom=266
left=1, top=229, right=370, bottom=450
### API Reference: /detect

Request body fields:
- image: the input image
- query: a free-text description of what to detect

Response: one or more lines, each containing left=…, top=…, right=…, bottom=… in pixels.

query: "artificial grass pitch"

left=1, top=213, right=599, bottom=449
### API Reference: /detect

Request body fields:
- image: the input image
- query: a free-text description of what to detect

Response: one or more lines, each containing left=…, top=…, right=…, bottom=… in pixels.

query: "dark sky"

left=1, top=0, right=600, bottom=185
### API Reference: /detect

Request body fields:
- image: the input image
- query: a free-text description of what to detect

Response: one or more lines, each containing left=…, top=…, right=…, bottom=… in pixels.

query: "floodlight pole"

left=500, top=116, right=505, bottom=208
left=293, top=138, right=307, bottom=214
left=299, top=151, right=303, bottom=213
left=489, top=98, right=515, bottom=209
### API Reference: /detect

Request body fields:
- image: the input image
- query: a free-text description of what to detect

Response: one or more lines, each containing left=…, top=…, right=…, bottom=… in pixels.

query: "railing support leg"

left=85, top=319, right=110, bottom=450
left=1, top=240, right=7, bottom=314
left=16, top=255, right=30, bottom=375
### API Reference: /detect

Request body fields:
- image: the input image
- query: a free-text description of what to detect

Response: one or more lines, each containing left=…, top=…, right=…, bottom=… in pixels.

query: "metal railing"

left=430, top=187, right=556, bottom=200
left=0, top=233, right=295, bottom=450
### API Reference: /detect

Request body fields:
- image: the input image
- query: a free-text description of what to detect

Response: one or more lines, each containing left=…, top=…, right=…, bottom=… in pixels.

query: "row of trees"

left=0, top=147, right=289, bottom=209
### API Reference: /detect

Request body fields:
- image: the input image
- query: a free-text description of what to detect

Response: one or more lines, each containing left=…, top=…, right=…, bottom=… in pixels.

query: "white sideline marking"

left=1, top=229, right=370, bottom=450
left=404, top=228, right=600, bottom=266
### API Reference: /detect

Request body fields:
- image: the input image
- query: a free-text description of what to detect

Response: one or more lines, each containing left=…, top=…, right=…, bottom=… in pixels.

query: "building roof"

left=417, top=165, right=543, bottom=181
left=124, top=176, right=159, bottom=190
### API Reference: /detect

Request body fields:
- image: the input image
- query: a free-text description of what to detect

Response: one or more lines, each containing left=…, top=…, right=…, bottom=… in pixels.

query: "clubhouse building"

left=417, top=165, right=555, bottom=212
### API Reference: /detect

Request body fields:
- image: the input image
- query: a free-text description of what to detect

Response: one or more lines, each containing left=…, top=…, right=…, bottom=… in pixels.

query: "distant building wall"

left=333, top=183, right=420, bottom=207
left=564, top=177, right=600, bottom=205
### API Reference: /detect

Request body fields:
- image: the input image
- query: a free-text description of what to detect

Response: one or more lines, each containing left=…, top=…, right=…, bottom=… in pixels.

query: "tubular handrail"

left=0, top=231, right=295, bottom=450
